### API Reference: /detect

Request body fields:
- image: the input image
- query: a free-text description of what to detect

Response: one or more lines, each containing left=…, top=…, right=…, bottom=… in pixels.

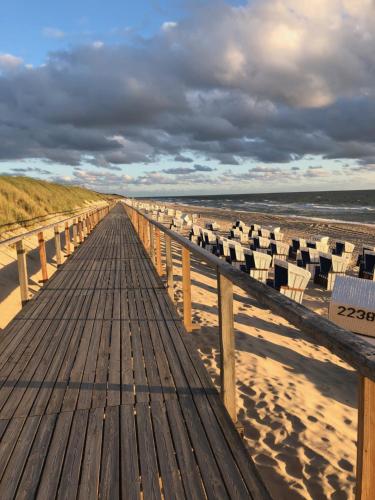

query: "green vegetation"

left=0, top=175, right=110, bottom=230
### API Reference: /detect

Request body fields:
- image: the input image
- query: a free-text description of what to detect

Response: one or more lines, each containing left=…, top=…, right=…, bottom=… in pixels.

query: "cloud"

left=42, top=27, right=66, bottom=39
left=9, top=166, right=52, bottom=175
left=0, top=0, right=375, bottom=187
left=162, top=164, right=216, bottom=175
left=162, top=22, right=178, bottom=31
left=0, top=53, right=23, bottom=70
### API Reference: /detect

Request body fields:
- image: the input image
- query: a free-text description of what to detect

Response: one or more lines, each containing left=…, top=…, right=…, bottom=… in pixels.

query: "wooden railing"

left=124, top=202, right=375, bottom=500
left=0, top=204, right=111, bottom=306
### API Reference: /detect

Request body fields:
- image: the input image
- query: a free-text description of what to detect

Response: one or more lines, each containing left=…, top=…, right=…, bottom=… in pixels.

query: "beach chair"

left=359, top=251, right=375, bottom=280
left=228, top=242, right=245, bottom=269
left=242, top=248, right=272, bottom=283
left=202, top=230, right=218, bottom=253
left=356, top=245, right=375, bottom=266
left=189, top=225, right=202, bottom=245
left=298, top=247, right=320, bottom=278
left=289, top=237, right=307, bottom=260
left=234, top=220, right=246, bottom=228
left=218, top=238, right=231, bottom=259
left=230, top=227, right=242, bottom=240
left=273, top=259, right=311, bottom=304
left=259, top=228, right=271, bottom=239
left=206, top=221, right=220, bottom=231
left=329, top=276, right=375, bottom=337
left=251, top=224, right=261, bottom=232
left=314, top=253, right=348, bottom=291
left=269, top=240, right=290, bottom=262
left=271, top=228, right=284, bottom=241
left=192, top=213, right=198, bottom=223
left=333, top=240, right=355, bottom=262
left=307, top=236, right=329, bottom=253
left=252, top=236, right=271, bottom=253
left=157, top=212, right=164, bottom=222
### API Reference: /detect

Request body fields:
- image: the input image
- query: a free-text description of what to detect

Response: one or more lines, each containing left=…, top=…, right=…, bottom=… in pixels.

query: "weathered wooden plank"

left=120, top=404, right=141, bottom=499
left=217, top=272, right=236, bottom=422
left=78, top=407, right=104, bottom=499
left=99, top=405, right=120, bottom=499
left=357, top=375, right=375, bottom=500
left=182, top=247, right=192, bottom=332
left=136, top=402, right=162, bottom=500
left=37, top=411, right=74, bottom=499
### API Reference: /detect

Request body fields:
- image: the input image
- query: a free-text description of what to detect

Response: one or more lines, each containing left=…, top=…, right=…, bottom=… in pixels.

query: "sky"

left=0, top=0, right=375, bottom=196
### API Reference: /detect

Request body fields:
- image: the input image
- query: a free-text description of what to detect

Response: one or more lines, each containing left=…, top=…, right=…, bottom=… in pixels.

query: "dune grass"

left=0, top=175, right=110, bottom=230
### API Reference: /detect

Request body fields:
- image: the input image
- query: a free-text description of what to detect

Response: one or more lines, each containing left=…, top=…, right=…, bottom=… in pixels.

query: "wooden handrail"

left=125, top=203, right=375, bottom=381
left=1, top=203, right=112, bottom=308
left=124, top=201, right=375, bottom=500
left=0, top=203, right=106, bottom=248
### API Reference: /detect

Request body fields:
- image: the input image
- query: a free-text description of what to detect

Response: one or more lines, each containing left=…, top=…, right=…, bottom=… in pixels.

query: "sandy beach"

left=158, top=201, right=375, bottom=499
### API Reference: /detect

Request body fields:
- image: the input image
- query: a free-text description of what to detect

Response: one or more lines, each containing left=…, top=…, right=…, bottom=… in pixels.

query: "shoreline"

left=163, top=200, right=375, bottom=228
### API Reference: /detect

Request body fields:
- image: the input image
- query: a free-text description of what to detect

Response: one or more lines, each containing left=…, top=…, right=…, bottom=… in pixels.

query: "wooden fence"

left=0, top=204, right=110, bottom=305
left=124, top=202, right=375, bottom=500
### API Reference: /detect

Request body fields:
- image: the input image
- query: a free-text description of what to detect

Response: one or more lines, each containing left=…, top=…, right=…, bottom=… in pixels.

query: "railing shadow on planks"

left=124, top=201, right=375, bottom=500
left=0, top=204, right=111, bottom=305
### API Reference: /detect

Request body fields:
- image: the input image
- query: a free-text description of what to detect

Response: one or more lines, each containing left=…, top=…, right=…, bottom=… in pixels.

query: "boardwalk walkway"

left=0, top=205, right=269, bottom=499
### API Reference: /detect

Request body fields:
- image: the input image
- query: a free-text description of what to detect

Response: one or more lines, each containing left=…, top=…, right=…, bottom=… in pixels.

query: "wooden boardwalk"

left=0, top=205, right=269, bottom=499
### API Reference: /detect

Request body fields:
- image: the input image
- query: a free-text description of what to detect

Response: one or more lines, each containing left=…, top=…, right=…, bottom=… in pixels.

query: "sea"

left=154, top=190, right=375, bottom=225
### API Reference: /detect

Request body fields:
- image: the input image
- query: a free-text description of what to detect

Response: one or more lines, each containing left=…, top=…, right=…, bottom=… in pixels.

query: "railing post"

left=78, top=217, right=83, bottom=243
left=165, top=235, right=174, bottom=301
left=38, top=231, right=48, bottom=283
left=65, top=222, right=71, bottom=257
left=182, top=247, right=192, bottom=332
left=16, top=240, right=29, bottom=305
left=356, top=375, right=375, bottom=499
left=155, top=228, right=162, bottom=276
left=54, top=225, right=63, bottom=267
left=217, top=271, right=236, bottom=422
left=149, top=224, right=155, bottom=264
left=73, top=219, right=78, bottom=249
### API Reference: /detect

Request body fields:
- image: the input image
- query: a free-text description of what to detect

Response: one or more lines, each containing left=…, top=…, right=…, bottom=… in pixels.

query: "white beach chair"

left=299, top=247, right=320, bottom=278
left=228, top=242, right=245, bottom=269
left=269, top=240, right=289, bottom=263
left=333, top=240, right=355, bottom=263
left=314, top=253, right=348, bottom=291
left=274, top=259, right=311, bottom=304
left=243, top=248, right=272, bottom=283
left=329, top=275, right=375, bottom=337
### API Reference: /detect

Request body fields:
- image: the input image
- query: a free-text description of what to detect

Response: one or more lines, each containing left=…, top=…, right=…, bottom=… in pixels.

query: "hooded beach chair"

left=270, top=240, right=290, bottom=263
left=252, top=236, right=271, bottom=253
left=314, top=253, right=348, bottom=291
left=289, top=237, right=307, bottom=260
left=242, top=248, right=272, bottom=283
left=218, top=238, right=231, bottom=259
left=299, top=247, right=320, bottom=278
left=228, top=242, right=245, bottom=269
left=270, top=228, right=284, bottom=241
left=359, top=251, right=375, bottom=280
left=333, top=240, right=355, bottom=262
left=189, top=225, right=202, bottom=245
left=273, top=259, right=311, bottom=304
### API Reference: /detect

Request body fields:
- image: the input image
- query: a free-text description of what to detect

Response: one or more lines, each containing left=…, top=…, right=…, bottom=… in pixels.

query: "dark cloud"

left=0, top=0, right=375, bottom=179
left=10, top=166, right=52, bottom=175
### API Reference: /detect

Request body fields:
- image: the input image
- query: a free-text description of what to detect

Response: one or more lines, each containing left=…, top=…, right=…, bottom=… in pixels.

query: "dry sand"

left=161, top=202, right=375, bottom=500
